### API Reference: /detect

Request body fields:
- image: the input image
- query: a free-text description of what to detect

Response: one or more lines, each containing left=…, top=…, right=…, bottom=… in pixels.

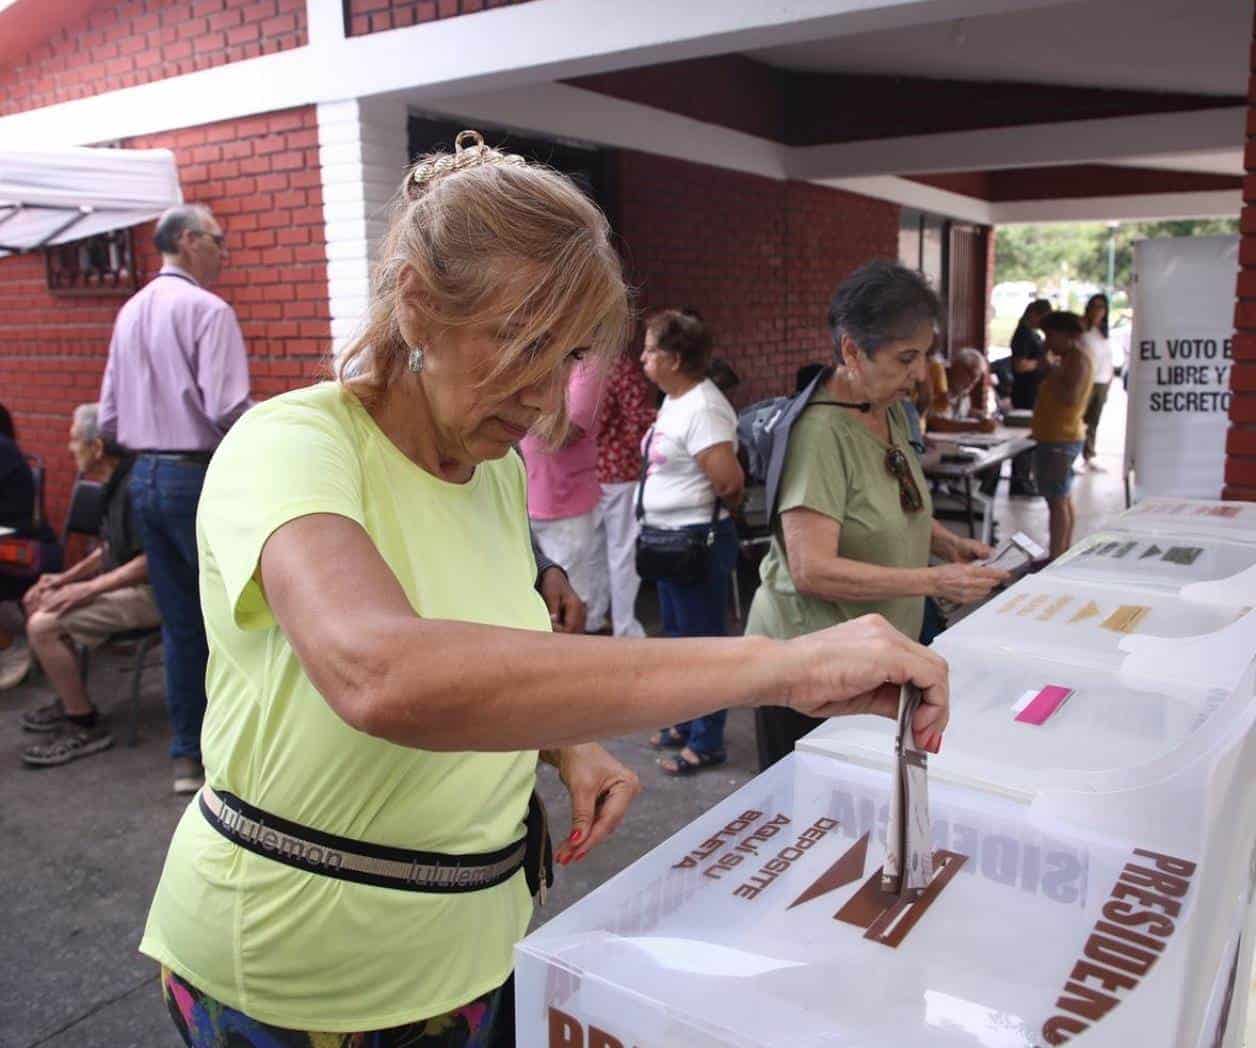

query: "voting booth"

left=516, top=501, right=1256, bottom=1046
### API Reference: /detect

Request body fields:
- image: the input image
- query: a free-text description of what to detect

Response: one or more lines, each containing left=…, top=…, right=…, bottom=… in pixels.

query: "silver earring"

left=407, top=344, right=425, bottom=373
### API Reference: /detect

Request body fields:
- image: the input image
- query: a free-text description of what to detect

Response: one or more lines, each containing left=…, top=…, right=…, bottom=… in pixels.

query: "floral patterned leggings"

left=161, top=967, right=512, bottom=1048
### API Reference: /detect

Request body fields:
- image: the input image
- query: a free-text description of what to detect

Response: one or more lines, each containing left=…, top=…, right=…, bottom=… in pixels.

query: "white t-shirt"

left=640, top=379, right=738, bottom=527
left=1081, top=330, right=1115, bottom=385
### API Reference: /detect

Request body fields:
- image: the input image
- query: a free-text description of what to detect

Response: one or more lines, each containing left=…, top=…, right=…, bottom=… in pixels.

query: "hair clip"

left=408, top=129, right=527, bottom=197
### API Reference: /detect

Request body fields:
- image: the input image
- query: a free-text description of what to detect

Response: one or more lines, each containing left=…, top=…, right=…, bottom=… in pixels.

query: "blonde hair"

left=336, top=132, right=630, bottom=445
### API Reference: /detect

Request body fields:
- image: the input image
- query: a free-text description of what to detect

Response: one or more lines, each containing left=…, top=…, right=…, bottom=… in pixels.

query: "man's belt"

left=137, top=450, right=213, bottom=465
left=199, top=786, right=527, bottom=894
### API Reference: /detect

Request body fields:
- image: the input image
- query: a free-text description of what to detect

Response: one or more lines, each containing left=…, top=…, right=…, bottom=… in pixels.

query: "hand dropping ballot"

left=882, top=683, right=932, bottom=899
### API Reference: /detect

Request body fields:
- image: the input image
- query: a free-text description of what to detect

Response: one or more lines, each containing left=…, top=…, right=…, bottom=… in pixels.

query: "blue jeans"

left=131, top=456, right=209, bottom=761
left=656, top=517, right=738, bottom=757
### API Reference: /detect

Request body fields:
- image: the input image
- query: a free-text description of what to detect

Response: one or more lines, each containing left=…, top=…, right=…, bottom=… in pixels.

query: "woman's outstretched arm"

left=260, top=513, right=950, bottom=753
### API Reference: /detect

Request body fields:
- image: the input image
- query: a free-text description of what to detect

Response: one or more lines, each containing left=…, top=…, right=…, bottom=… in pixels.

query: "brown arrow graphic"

left=788, top=831, right=868, bottom=909
left=1069, top=600, right=1101, bottom=624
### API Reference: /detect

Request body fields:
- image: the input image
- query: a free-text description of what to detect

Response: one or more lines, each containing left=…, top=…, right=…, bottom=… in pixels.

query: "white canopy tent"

left=0, top=145, right=182, bottom=256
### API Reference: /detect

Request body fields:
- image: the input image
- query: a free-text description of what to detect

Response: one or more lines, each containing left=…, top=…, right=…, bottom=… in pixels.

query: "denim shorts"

left=1033, top=441, right=1083, bottom=500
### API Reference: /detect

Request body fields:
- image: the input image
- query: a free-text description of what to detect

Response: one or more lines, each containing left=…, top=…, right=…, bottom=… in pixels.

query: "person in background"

left=1079, top=293, right=1114, bottom=472
left=640, top=309, right=745, bottom=776
left=746, top=262, right=1006, bottom=770
left=926, top=347, right=997, bottom=435
left=0, top=404, right=62, bottom=689
left=926, top=346, right=1002, bottom=498
left=99, top=203, right=252, bottom=795
left=1008, top=298, right=1052, bottom=496
left=707, top=357, right=741, bottom=398
left=589, top=349, right=655, bottom=637
left=18, top=404, right=161, bottom=767
left=521, top=360, right=606, bottom=632
left=1031, top=311, right=1095, bottom=561
left=795, top=362, right=826, bottom=394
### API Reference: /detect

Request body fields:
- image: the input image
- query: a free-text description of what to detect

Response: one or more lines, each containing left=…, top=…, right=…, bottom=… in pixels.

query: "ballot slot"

left=515, top=751, right=1204, bottom=1048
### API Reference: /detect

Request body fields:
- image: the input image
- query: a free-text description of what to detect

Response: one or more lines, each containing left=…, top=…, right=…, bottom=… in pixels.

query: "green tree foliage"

left=995, top=219, right=1239, bottom=294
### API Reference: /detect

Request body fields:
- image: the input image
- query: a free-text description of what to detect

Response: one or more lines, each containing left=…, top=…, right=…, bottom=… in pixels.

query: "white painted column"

left=317, top=94, right=409, bottom=357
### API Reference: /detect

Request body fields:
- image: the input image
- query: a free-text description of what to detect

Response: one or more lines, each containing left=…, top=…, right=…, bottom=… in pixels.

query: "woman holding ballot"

left=140, top=134, right=949, bottom=1048
left=746, top=261, right=1006, bottom=773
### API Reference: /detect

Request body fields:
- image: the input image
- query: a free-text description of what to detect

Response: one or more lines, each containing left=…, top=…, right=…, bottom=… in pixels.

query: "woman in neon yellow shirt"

left=141, top=132, right=951, bottom=1047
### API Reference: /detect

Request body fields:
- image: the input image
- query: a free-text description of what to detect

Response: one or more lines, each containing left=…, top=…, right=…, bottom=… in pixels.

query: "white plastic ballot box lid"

left=1046, top=530, right=1256, bottom=605
left=937, top=572, right=1248, bottom=686
left=795, top=648, right=1234, bottom=802
left=514, top=751, right=1243, bottom=1048
left=1109, top=498, right=1256, bottom=543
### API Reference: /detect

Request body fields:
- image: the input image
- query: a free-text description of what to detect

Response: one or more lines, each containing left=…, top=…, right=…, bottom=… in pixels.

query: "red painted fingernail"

left=568, top=830, right=582, bottom=843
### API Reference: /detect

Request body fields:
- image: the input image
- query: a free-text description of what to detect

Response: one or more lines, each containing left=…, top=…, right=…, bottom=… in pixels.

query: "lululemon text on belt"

left=199, top=785, right=526, bottom=893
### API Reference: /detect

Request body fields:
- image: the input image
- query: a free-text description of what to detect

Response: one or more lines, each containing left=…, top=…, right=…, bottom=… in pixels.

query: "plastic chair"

left=61, top=476, right=162, bottom=747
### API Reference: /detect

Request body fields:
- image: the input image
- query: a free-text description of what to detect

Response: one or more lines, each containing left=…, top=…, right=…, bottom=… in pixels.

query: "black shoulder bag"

left=634, top=429, right=721, bottom=587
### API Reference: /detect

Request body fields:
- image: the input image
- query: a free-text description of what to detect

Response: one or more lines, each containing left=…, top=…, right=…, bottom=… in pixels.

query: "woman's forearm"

left=929, top=521, right=959, bottom=560
left=793, top=554, right=933, bottom=604
left=347, top=624, right=783, bottom=751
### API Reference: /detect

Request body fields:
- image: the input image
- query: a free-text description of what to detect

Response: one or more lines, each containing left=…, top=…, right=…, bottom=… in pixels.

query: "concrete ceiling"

left=753, top=0, right=1249, bottom=97
left=1111, top=149, right=1245, bottom=176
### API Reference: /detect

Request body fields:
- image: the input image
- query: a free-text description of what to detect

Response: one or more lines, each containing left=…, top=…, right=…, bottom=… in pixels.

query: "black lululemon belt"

left=199, top=786, right=527, bottom=894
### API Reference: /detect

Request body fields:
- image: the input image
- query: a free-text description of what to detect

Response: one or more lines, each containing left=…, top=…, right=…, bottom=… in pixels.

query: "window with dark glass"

left=44, top=228, right=137, bottom=296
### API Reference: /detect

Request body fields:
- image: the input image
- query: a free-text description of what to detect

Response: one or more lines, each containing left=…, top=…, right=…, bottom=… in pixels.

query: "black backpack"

left=736, top=366, right=868, bottom=526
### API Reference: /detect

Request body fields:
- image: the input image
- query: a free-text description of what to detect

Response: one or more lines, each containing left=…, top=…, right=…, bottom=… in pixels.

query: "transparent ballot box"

left=937, top=573, right=1249, bottom=685
left=515, top=749, right=1248, bottom=1048
left=1046, top=529, right=1256, bottom=605
left=1109, top=498, right=1256, bottom=543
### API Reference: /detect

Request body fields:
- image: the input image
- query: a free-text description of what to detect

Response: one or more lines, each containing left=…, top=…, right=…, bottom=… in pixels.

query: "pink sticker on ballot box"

left=1013, top=685, right=1075, bottom=726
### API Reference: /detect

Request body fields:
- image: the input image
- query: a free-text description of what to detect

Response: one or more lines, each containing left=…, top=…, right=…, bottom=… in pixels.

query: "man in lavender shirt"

left=99, top=204, right=251, bottom=794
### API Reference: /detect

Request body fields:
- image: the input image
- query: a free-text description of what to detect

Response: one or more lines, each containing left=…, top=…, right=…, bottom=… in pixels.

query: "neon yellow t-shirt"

left=140, top=382, right=549, bottom=1031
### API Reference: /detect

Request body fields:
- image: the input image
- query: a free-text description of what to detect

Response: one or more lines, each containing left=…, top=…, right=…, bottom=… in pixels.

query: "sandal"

left=648, top=728, right=688, bottom=750
left=659, top=747, right=727, bottom=777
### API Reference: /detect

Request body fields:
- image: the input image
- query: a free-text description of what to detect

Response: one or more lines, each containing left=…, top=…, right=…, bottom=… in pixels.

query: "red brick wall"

left=0, top=0, right=307, bottom=117
left=615, top=151, right=899, bottom=408
left=0, top=105, right=330, bottom=526
left=346, top=0, right=534, bottom=36
left=1224, top=5, right=1256, bottom=499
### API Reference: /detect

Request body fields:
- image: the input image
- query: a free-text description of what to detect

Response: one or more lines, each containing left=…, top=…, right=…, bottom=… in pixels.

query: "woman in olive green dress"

left=747, top=261, right=1007, bottom=770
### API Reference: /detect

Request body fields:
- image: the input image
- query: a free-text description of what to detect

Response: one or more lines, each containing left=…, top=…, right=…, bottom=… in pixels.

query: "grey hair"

left=954, top=347, right=987, bottom=372
left=71, top=403, right=124, bottom=457
left=72, top=403, right=101, bottom=442
left=154, top=204, right=215, bottom=255
left=826, top=260, right=942, bottom=358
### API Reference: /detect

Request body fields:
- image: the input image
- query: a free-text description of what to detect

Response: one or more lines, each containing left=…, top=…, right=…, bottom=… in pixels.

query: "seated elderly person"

left=927, top=347, right=997, bottom=434
left=18, top=403, right=160, bottom=766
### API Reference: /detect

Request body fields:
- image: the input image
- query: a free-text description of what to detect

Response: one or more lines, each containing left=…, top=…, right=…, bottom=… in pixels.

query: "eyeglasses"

left=885, top=447, right=924, bottom=513
left=197, top=231, right=226, bottom=248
